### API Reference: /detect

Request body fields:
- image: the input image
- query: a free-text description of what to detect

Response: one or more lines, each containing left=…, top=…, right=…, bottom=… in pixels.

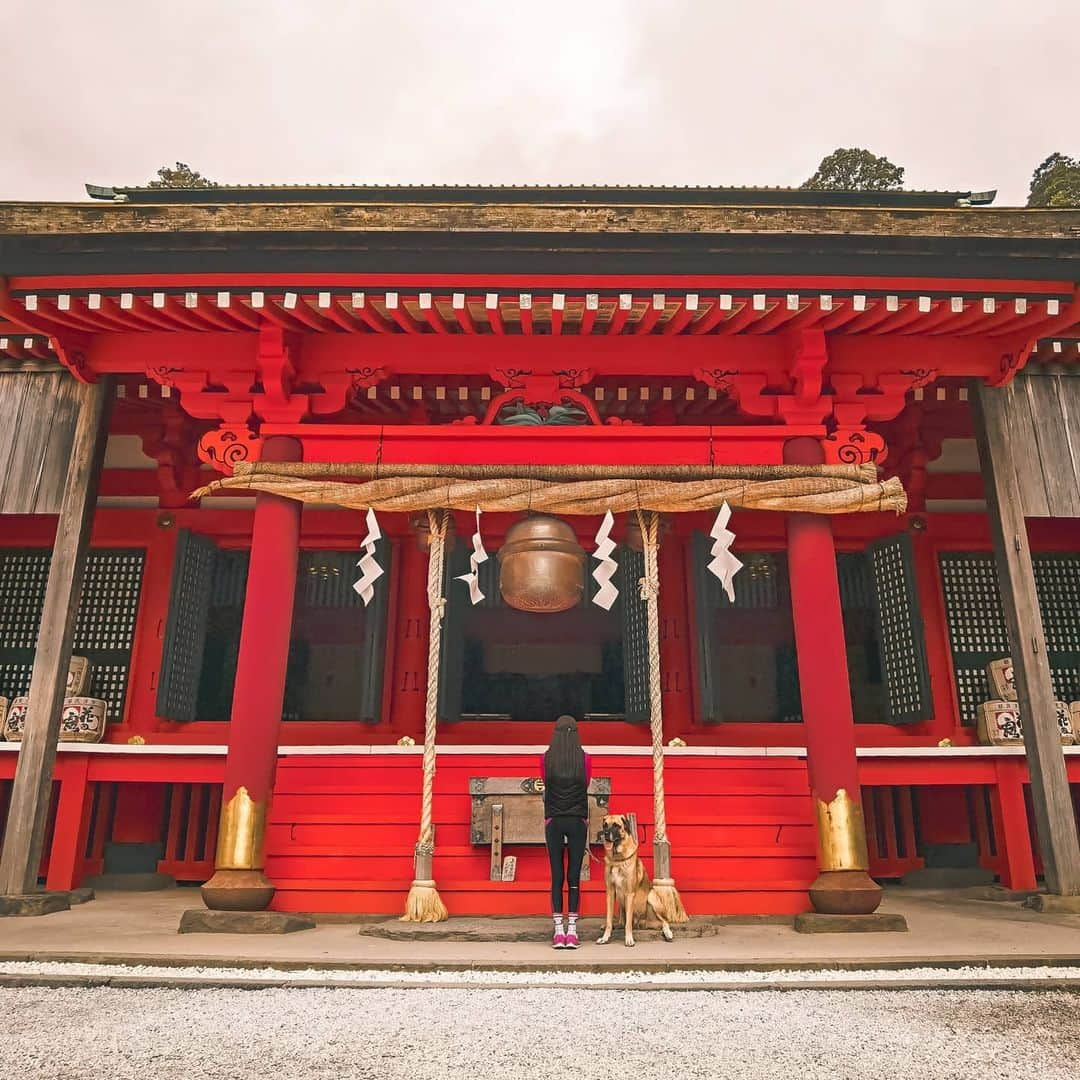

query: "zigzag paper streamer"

left=591, top=510, right=619, bottom=611
left=455, top=506, right=489, bottom=605
left=353, top=507, right=385, bottom=606
left=708, top=501, right=743, bottom=603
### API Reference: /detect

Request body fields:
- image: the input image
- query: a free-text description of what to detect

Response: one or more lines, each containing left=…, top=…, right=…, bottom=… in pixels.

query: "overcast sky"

left=4, top=1, right=1076, bottom=205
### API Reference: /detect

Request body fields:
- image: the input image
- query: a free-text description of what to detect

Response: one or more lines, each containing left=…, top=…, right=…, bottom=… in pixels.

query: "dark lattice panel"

left=299, top=550, right=369, bottom=608
left=870, top=534, right=931, bottom=724
left=938, top=554, right=1010, bottom=656
left=0, top=661, right=33, bottom=700
left=211, top=550, right=249, bottom=607
left=157, top=532, right=217, bottom=722
left=1050, top=665, right=1080, bottom=703
left=723, top=553, right=781, bottom=609
left=87, top=663, right=130, bottom=720
left=838, top=553, right=875, bottom=609
left=0, top=550, right=50, bottom=650
left=620, top=548, right=650, bottom=722
left=1033, top=557, right=1080, bottom=653
left=940, top=551, right=1080, bottom=724
left=952, top=664, right=992, bottom=726
left=0, top=548, right=144, bottom=719
left=74, top=550, right=144, bottom=652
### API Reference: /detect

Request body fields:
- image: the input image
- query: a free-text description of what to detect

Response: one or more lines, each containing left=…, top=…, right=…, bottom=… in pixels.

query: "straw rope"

left=419, top=508, right=447, bottom=849
left=636, top=510, right=688, bottom=924
left=638, top=511, right=667, bottom=843
left=194, top=472, right=906, bottom=516
left=401, top=508, right=450, bottom=922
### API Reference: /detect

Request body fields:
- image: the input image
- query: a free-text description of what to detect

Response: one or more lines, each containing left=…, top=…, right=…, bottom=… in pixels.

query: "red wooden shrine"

left=1, top=184, right=1079, bottom=915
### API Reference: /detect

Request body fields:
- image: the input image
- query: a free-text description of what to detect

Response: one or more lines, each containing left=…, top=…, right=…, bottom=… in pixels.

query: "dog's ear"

left=622, top=815, right=633, bottom=834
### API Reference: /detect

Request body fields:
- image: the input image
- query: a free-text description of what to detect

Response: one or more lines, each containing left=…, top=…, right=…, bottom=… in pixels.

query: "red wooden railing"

left=862, top=785, right=921, bottom=879
left=158, top=782, right=220, bottom=881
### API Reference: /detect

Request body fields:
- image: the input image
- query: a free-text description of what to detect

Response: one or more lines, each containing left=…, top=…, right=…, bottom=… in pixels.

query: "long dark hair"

left=544, top=715, right=585, bottom=784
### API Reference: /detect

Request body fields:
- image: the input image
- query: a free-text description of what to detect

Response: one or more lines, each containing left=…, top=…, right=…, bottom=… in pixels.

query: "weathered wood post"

left=972, top=380, right=1080, bottom=900
left=0, top=376, right=110, bottom=910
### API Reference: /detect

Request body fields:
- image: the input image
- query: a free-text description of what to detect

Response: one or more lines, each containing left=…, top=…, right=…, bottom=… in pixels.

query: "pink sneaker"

left=552, top=930, right=567, bottom=949
left=564, top=930, right=580, bottom=949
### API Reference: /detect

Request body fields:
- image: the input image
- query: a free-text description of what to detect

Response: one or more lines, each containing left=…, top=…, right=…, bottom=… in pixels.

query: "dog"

left=596, top=813, right=674, bottom=947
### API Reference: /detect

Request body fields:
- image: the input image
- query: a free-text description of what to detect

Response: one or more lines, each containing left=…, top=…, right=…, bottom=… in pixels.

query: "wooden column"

left=0, top=377, right=110, bottom=899
left=973, top=382, right=1080, bottom=896
left=785, top=437, right=882, bottom=915
left=200, top=436, right=302, bottom=911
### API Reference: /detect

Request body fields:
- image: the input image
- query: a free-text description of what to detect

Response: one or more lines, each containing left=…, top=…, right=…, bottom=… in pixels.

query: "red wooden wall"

left=264, top=752, right=818, bottom=916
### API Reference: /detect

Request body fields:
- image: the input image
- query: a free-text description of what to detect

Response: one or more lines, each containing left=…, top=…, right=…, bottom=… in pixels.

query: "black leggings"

left=545, top=815, right=587, bottom=914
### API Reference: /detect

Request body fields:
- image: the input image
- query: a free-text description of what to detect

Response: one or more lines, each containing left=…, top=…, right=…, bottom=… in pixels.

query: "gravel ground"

left=3, top=959, right=1080, bottom=987
left=1, top=985, right=1078, bottom=1080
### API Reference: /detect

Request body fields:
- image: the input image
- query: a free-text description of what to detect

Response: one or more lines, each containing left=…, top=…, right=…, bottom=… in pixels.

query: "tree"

left=802, top=148, right=905, bottom=192
left=147, top=162, right=217, bottom=189
left=1027, top=153, right=1080, bottom=208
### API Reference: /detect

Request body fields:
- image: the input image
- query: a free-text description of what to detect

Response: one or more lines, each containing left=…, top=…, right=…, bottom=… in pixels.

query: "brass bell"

left=498, top=515, right=585, bottom=612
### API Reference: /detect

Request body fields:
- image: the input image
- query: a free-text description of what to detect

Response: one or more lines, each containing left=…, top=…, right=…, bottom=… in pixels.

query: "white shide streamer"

left=591, top=510, right=618, bottom=611
left=455, top=506, right=489, bottom=605
left=353, top=507, right=385, bottom=605
left=708, top=502, right=742, bottom=602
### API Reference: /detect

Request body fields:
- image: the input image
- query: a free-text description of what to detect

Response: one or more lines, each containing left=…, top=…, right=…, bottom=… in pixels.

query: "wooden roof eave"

left=1, top=201, right=1079, bottom=242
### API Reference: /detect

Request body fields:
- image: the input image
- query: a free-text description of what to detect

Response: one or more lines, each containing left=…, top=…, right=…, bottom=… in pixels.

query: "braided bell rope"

left=417, top=509, right=448, bottom=851
left=636, top=509, right=668, bottom=844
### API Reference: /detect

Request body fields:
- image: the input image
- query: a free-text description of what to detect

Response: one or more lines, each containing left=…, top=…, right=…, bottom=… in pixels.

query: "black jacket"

left=543, top=769, right=589, bottom=819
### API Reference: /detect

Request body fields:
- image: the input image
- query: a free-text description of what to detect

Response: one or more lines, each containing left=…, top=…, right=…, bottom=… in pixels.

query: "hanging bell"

left=498, top=515, right=585, bottom=612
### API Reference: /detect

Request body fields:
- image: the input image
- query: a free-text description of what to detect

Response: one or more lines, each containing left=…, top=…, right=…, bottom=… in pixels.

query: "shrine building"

left=0, top=183, right=1079, bottom=922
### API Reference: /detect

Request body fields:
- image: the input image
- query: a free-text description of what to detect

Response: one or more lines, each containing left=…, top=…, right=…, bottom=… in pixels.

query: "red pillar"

left=785, top=437, right=882, bottom=914
left=201, top=436, right=302, bottom=911
left=44, top=755, right=91, bottom=892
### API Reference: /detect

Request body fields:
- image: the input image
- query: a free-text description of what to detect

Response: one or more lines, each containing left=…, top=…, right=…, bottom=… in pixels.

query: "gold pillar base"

left=201, top=869, right=275, bottom=912
left=808, top=870, right=883, bottom=915
left=810, top=788, right=882, bottom=914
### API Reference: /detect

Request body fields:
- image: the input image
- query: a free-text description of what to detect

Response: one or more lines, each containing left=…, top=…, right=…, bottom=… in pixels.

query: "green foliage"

left=147, top=162, right=218, bottom=189
left=802, top=148, right=905, bottom=192
left=1027, top=153, right=1080, bottom=208
left=496, top=403, right=589, bottom=426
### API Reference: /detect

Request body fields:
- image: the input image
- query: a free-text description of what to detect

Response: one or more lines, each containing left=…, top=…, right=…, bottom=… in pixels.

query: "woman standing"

left=541, top=715, right=592, bottom=949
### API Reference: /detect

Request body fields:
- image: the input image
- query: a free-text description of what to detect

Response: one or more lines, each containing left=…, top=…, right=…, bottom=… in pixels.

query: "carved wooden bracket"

left=136, top=409, right=203, bottom=507
left=50, top=335, right=94, bottom=384
left=693, top=332, right=943, bottom=465
left=197, top=424, right=265, bottom=475
left=144, top=325, right=350, bottom=430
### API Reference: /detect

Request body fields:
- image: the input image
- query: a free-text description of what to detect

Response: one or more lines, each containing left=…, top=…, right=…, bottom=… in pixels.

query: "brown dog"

left=596, top=813, right=674, bottom=947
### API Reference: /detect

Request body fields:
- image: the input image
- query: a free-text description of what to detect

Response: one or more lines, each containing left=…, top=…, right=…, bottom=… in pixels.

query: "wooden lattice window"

left=868, top=534, right=932, bottom=725
left=941, top=551, right=1080, bottom=724
left=0, top=547, right=145, bottom=721
left=160, top=536, right=392, bottom=723
left=157, top=531, right=218, bottom=721
left=691, top=532, right=929, bottom=725
left=619, top=548, right=649, bottom=723
left=286, top=546, right=392, bottom=722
